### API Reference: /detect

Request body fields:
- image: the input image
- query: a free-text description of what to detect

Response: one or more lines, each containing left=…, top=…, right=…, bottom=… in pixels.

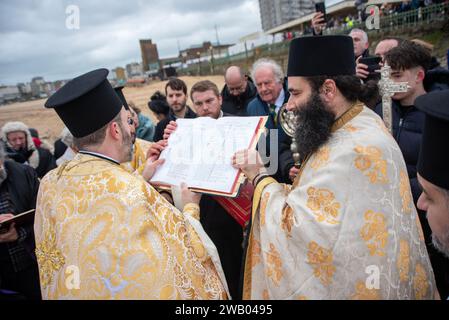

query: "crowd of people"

left=0, top=21, right=449, bottom=300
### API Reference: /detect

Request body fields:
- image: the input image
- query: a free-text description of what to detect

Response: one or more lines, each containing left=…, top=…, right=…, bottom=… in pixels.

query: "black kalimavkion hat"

left=287, top=35, right=356, bottom=77
left=416, top=89, right=449, bottom=190
left=45, top=68, right=123, bottom=138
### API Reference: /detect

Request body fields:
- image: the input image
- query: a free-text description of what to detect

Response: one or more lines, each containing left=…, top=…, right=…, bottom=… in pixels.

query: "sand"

left=0, top=75, right=225, bottom=144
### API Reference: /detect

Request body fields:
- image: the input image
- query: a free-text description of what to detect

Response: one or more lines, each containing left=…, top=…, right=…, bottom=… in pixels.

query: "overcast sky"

left=0, top=0, right=262, bottom=85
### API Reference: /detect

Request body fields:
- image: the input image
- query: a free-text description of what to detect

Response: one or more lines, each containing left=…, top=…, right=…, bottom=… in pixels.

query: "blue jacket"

left=136, top=113, right=155, bottom=142
left=375, top=100, right=424, bottom=202
left=247, top=79, right=294, bottom=182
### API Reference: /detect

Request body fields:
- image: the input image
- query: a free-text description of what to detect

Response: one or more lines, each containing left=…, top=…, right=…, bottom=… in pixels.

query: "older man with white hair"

left=349, top=28, right=370, bottom=59
left=247, top=58, right=294, bottom=183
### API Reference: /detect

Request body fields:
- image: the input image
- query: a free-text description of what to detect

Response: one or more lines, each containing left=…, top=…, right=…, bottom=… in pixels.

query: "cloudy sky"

left=0, top=0, right=262, bottom=85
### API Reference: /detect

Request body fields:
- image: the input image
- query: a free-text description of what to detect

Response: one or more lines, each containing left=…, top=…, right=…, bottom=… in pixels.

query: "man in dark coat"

left=153, top=78, right=196, bottom=142
left=0, top=145, right=41, bottom=300
left=221, top=66, right=257, bottom=116
left=1, top=121, right=56, bottom=178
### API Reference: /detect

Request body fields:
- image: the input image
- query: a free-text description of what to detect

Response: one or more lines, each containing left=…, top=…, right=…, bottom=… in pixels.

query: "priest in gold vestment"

left=36, top=69, right=228, bottom=299
left=233, top=36, right=436, bottom=300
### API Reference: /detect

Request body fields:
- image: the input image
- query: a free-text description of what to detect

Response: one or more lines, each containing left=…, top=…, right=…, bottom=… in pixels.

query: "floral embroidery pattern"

left=307, top=241, right=335, bottom=286
left=344, top=123, right=359, bottom=132
left=35, top=230, right=66, bottom=288
left=310, top=146, right=330, bottom=170
left=251, top=239, right=262, bottom=269
left=397, top=240, right=410, bottom=282
left=281, top=205, right=295, bottom=235
left=399, top=170, right=412, bottom=213
left=360, top=210, right=388, bottom=256
left=265, top=243, right=283, bottom=286
left=414, top=264, right=429, bottom=300
left=306, top=187, right=341, bottom=224
left=354, top=146, right=389, bottom=184
left=351, top=281, right=380, bottom=300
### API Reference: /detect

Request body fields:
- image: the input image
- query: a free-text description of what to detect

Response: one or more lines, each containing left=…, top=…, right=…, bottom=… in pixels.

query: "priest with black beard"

left=232, top=35, right=437, bottom=299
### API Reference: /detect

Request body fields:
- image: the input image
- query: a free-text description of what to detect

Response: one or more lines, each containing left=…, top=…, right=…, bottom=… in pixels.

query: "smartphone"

left=315, top=2, right=327, bottom=23
left=359, top=56, right=382, bottom=73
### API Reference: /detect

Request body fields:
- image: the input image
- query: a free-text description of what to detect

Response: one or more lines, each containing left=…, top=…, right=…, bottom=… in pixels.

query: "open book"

left=150, top=116, right=267, bottom=197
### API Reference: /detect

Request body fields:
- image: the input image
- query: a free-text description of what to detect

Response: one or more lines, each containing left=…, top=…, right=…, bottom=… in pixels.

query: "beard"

left=293, top=92, right=335, bottom=160
left=432, top=231, right=449, bottom=259
left=119, top=125, right=133, bottom=163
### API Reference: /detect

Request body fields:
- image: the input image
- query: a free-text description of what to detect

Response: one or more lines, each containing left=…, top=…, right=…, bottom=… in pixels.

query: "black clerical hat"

left=45, top=69, right=123, bottom=138
left=114, top=85, right=129, bottom=110
left=287, top=35, right=356, bottom=77
left=416, top=90, right=449, bottom=190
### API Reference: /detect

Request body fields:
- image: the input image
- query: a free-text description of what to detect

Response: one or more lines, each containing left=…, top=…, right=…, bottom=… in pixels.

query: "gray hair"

left=251, top=58, right=284, bottom=84
left=349, top=28, right=368, bottom=44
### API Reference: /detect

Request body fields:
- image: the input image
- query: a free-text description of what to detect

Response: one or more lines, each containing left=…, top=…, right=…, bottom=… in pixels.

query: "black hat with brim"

left=114, top=85, right=129, bottom=111
left=45, top=68, right=123, bottom=138
left=415, top=89, right=449, bottom=190
left=287, top=35, right=356, bottom=77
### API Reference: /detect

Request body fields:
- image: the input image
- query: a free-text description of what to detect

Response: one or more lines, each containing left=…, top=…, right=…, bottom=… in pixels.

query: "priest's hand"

left=0, top=214, right=18, bottom=243
left=163, top=121, right=177, bottom=140
left=356, top=56, right=369, bottom=80
left=142, top=155, right=165, bottom=182
left=312, top=12, right=326, bottom=35
left=232, top=149, right=266, bottom=183
left=181, top=182, right=202, bottom=205
left=147, top=140, right=167, bottom=160
left=289, top=166, right=300, bottom=182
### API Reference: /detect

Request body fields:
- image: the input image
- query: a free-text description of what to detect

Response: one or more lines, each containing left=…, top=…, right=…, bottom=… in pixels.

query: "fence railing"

left=324, top=2, right=449, bottom=35
left=178, top=2, right=448, bottom=75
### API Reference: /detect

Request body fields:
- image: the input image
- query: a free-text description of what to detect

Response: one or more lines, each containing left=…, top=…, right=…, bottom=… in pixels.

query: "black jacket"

left=375, top=100, right=424, bottom=202
left=35, top=148, right=56, bottom=178
left=0, top=160, right=40, bottom=265
left=153, top=106, right=196, bottom=142
left=53, top=138, right=67, bottom=160
left=199, top=195, right=243, bottom=300
left=221, top=80, right=257, bottom=116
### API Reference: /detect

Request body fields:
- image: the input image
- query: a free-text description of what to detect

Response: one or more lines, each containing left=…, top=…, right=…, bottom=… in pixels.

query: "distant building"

left=0, top=85, right=21, bottom=104
left=17, top=82, right=32, bottom=99
left=139, top=39, right=160, bottom=72
left=126, top=62, right=143, bottom=78
left=258, top=0, right=315, bottom=31
left=179, top=41, right=233, bottom=65
left=30, top=76, right=46, bottom=97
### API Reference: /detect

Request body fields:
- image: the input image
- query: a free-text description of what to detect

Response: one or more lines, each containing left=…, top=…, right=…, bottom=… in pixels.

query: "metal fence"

left=324, top=2, right=449, bottom=35
left=179, top=2, right=449, bottom=75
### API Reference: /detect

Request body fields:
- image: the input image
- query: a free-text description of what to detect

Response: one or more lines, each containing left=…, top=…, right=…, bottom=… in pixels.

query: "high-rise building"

left=258, top=0, right=315, bottom=31
left=139, top=39, right=160, bottom=72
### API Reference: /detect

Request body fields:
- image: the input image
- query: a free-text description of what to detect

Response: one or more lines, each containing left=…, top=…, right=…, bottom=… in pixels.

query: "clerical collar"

left=78, top=150, right=120, bottom=165
left=331, top=102, right=364, bottom=133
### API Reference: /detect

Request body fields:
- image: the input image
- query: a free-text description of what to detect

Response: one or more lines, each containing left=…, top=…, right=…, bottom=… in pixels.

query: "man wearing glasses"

left=221, top=66, right=257, bottom=116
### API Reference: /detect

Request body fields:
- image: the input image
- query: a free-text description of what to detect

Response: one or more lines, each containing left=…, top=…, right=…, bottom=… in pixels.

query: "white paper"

left=150, top=116, right=262, bottom=194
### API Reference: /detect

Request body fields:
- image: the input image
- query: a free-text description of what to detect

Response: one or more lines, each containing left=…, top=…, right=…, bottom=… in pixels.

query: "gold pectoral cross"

left=378, top=63, right=410, bottom=133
